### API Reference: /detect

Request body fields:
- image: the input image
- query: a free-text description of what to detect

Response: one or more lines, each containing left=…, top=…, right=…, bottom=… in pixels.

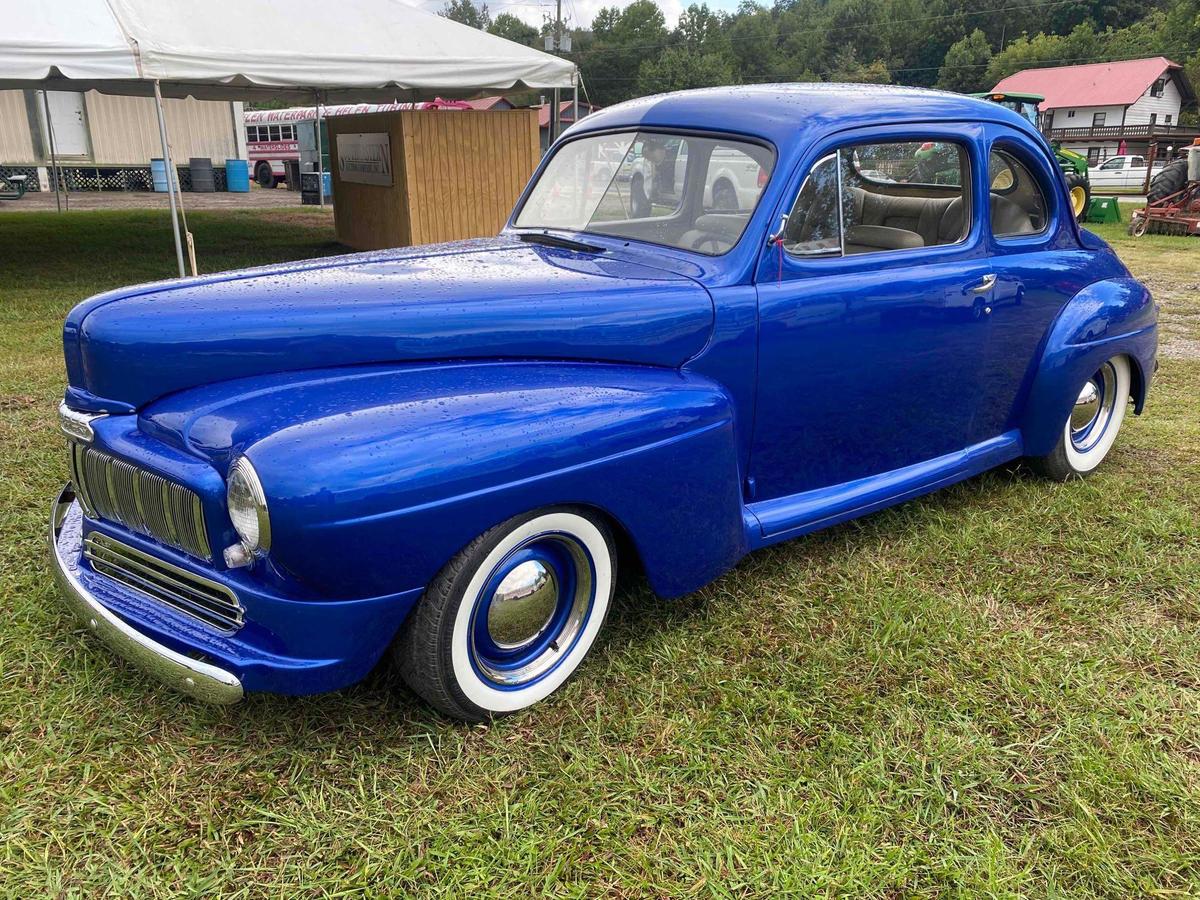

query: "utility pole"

left=550, top=0, right=562, bottom=143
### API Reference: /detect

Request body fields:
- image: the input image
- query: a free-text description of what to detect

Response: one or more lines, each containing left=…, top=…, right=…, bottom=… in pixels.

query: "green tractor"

left=971, top=91, right=1091, bottom=220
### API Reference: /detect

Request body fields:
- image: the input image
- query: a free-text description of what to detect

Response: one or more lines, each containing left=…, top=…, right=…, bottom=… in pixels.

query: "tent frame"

left=152, top=80, right=188, bottom=277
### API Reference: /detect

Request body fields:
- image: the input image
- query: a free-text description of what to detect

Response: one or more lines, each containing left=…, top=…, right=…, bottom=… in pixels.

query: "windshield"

left=999, top=99, right=1041, bottom=128
left=513, top=130, right=775, bottom=255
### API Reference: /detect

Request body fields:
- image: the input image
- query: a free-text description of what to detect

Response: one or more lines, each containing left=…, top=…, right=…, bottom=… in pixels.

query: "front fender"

left=1021, top=277, right=1157, bottom=457
left=145, top=362, right=747, bottom=599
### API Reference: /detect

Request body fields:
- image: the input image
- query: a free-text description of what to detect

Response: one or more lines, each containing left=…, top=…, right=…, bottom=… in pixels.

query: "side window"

left=782, top=139, right=969, bottom=257
left=1099, top=157, right=1125, bottom=171
left=704, top=144, right=767, bottom=212
left=988, top=148, right=1048, bottom=237
left=246, top=126, right=257, bottom=142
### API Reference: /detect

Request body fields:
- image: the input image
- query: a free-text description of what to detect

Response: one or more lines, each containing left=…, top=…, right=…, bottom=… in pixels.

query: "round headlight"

left=227, top=457, right=271, bottom=553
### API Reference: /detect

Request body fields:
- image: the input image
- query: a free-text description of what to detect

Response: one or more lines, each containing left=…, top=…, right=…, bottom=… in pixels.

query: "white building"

left=991, top=56, right=1196, bottom=165
left=0, top=89, right=247, bottom=192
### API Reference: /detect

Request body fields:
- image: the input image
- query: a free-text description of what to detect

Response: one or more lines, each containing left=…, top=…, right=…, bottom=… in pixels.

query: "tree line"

left=444, top=0, right=1199, bottom=119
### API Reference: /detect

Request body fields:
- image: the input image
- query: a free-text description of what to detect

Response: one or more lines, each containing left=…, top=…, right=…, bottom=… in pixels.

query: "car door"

left=1125, top=155, right=1147, bottom=189
left=749, top=126, right=993, bottom=516
left=972, top=128, right=1087, bottom=443
left=1090, top=156, right=1126, bottom=188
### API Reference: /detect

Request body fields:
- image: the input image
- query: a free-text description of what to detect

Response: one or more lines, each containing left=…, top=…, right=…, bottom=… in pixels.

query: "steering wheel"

left=688, top=231, right=727, bottom=254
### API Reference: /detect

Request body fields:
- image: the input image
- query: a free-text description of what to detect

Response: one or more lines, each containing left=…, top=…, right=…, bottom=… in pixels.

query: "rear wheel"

left=254, top=161, right=276, bottom=189
left=712, top=179, right=738, bottom=210
left=1148, top=158, right=1188, bottom=204
left=1065, top=171, right=1090, bottom=221
left=1030, top=355, right=1131, bottom=480
left=395, top=507, right=616, bottom=721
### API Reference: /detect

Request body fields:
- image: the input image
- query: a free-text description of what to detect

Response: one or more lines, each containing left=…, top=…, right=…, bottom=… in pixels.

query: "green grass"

left=1, top=206, right=1198, bottom=897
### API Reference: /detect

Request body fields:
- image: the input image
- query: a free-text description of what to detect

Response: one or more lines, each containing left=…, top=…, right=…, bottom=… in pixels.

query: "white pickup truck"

left=1088, top=154, right=1164, bottom=190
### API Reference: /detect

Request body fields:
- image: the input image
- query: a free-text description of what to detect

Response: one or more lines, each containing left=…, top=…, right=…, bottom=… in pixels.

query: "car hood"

left=63, top=237, right=714, bottom=411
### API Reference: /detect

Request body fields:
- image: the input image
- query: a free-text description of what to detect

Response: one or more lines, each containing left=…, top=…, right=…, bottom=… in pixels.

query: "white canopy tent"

left=0, top=0, right=577, bottom=274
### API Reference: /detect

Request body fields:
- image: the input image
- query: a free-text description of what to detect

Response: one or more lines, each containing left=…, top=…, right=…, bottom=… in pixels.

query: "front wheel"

left=395, top=507, right=616, bottom=721
left=630, top=174, right=650, bottom=218
left=1065, top=171, right=1090, bottom=221
left=1030, top=355, right=1131, bottom=480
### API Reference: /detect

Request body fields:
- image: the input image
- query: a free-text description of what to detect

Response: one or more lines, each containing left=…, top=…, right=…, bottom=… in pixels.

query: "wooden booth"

left=327, top=109, right=540, bottom=250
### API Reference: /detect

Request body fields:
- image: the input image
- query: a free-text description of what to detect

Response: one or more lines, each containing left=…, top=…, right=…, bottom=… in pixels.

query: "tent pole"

left=152, top=80, right=186, bottom=278
left=314, top=91, right=325, bottom=208
left=40, top=90, right=62, bottom=214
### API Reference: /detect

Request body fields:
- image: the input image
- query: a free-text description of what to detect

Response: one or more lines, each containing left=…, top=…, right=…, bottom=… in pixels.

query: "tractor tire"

left=1065, top=171, right=1090, bottom=221
left=1148, top=159, right=1188, bottom=204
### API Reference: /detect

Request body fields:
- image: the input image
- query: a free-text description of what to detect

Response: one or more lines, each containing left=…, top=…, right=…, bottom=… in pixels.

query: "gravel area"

left=1, top=187, right=310, bottom=212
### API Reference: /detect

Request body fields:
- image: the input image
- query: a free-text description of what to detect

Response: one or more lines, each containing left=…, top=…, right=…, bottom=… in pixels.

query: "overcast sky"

left=403, top=0, right=743, bottom=30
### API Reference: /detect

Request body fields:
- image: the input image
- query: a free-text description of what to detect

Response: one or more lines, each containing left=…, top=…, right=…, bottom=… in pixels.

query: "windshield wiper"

left=516, top=231, right=605, bottom=254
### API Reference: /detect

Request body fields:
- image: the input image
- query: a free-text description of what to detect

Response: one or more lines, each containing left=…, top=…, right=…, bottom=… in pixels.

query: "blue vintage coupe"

left=51, top=85, right=1157, bottom=720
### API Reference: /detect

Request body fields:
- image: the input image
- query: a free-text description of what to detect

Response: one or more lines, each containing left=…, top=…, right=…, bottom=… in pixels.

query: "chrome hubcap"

left=487, top=560, right=558, bottom=650
left=1070, top=362, right=1118, bottom=453
left=471, top=534, right=595, bottom=688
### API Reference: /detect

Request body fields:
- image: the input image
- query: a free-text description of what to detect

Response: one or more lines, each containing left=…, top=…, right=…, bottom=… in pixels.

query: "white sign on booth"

left=336, top=132, right=393, bottom=186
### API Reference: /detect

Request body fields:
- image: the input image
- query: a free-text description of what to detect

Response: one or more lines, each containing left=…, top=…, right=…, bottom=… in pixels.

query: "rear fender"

left=160, top=362, right=747, bottom=600
left=1021, top=278, right=1157, bottom=456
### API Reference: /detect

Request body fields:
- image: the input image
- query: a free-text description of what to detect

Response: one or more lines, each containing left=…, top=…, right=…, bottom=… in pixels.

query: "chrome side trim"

left=50, top=485, right=243, bottom=705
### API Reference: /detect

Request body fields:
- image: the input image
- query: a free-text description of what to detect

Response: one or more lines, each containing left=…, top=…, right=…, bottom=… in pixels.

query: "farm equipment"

left=972, top=91, right=1091, bottom=220
left=1129, top=144, right=1200, bottom=236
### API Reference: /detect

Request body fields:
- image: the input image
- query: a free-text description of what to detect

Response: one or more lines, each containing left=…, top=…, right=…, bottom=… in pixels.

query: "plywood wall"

left=329, top=109, right=540, bottom=251
left=0, top=90, right=35, bottom=162
left=326, top=112, right=411, bottom=251
left=86, top=93, right=240, bottom=165
left=0, top=90, right=240, bottom=165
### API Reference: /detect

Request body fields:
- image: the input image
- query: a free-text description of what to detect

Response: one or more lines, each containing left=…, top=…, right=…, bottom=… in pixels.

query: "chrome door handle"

left=971, top=274, right=997, bottom=293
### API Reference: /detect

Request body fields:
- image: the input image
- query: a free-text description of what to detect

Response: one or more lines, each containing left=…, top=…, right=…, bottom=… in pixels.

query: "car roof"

left=569, top=83, right=1042, bottom=151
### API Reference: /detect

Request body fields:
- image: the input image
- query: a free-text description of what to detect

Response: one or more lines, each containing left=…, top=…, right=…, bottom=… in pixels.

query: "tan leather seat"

left=791, top=187, right=1036, bottom=248
left=848, top=188, right=962, bottom=246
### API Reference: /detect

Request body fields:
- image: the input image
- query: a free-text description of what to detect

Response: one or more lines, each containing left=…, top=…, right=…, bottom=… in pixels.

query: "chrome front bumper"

left=50, top=484, right=244, bottom=704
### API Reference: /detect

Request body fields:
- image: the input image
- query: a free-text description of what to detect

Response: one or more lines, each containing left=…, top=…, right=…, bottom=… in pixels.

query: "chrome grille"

left=69, top=442, right=212, bottom=561
left=83, top=532, right=243, bottom=632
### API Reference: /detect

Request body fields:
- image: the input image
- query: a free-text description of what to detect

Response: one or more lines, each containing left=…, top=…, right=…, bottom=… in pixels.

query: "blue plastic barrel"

left=150, top=158, right=171, bottom=193
left=225, top=158, right=250, bottom=193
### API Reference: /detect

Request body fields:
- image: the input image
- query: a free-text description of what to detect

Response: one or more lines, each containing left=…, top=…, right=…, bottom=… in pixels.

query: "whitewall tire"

left=395, top=507, right=615, bottom=722
left=1032, top=354, right=1132, bottom=480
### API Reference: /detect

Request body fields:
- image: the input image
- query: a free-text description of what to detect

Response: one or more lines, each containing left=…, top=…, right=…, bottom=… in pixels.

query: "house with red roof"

left=537, top=99, right=599, bottom=151
left=991, top=56, right=1196, bottom=165
left=458, top=96, right=600, bottom=151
